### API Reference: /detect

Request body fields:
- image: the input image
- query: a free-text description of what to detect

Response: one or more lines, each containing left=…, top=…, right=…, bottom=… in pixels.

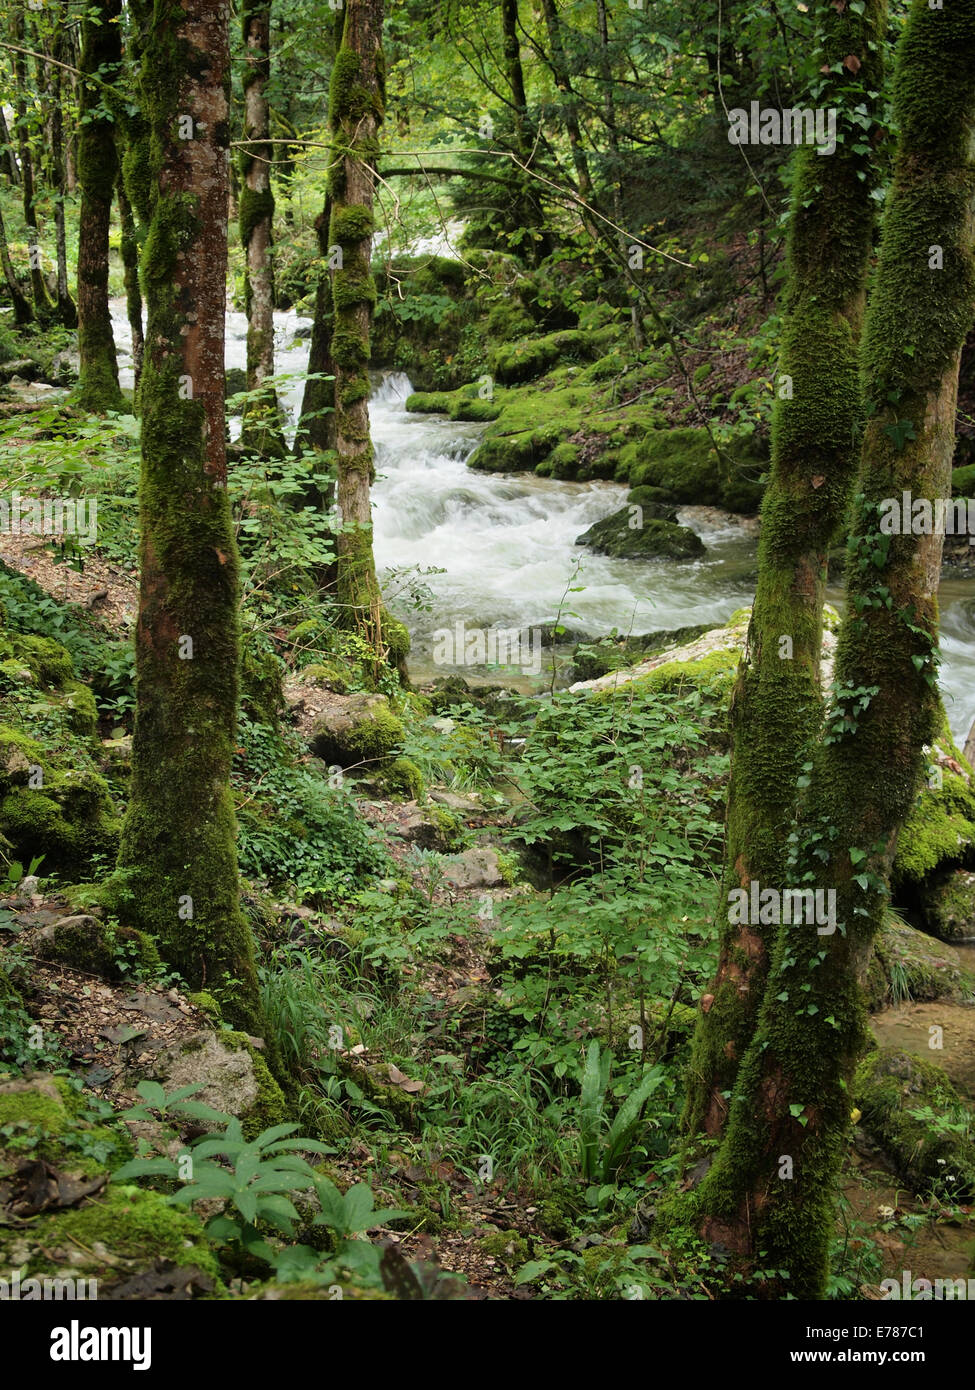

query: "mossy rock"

left=478, top=1228, right=530, bottom=1267
left=853, top=1047, right=975, bottom=1196
left=33, top=914, right=161, bottom=982
left=866, top=914, right=975, bottom=1008
left=309, top=693, right=405, bottom=769
left=241, top=640, right=285, bottom=727
left=0, top=730, right=120, bottom=873
left=2, top=632, right=74, bottom=688
left=570, top=623, right=714, bottom=683
left=152, top=1029, right=289, bottom=1142
left=0, top=1075, right=132, bottom=1177
left=618, top=427, right=765, bottom=513
left=575, top=508, right=705, bottom=561
left=919, top=868, right=975, bottom=945
left=488, top=328, right=605, bottom=385
left=0, top=1180, right=219, bottom=1288
left=377, top=756, right=425, bottom=801
left=951, top=462, right=975, bottom=495
left=61, top=680, right=99, bottom=737
left=895, top=732, right=975, bottom=887
left=405, top=391, right=452, bottom=414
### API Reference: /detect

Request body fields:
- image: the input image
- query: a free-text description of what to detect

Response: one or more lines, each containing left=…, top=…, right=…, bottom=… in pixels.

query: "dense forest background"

left=0, top=0, right=974, bottom=1314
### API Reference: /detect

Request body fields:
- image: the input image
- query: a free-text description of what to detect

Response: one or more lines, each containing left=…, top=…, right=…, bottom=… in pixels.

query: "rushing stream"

left=110, top=301, right=975, bottom=741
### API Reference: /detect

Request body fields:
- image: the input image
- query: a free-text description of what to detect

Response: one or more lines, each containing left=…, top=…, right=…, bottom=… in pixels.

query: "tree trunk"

left=117, top=180, right=143, bottom=390
left=76, top=0, right=124, bottom=412
left=239, top=0, right=281, bottom=454
left=595, top=0, right=644, bottom=349
left=328, top=0, right=387, bottom=660
left=0, top=202, right=33, bottom=325
left=677, top=0, right=975, bottom=1298
left=537, top=0, right=593, bottom=206
left=681, top=0, right=887, bottom=1140
left=0, top=107, right=21, bottom=186
left=499, top=0, right=551, bottom=266
left=298, top=194, right=337, bottom=461
left=50, top=20, right=78, bottom=328
left=12, top=6, right=54, bottom=321
left=116, top=0, right=266, bottom=1039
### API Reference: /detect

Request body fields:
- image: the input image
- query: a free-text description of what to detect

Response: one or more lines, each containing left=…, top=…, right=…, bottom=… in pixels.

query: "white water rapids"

left=110, top=301, right=975, bottom=743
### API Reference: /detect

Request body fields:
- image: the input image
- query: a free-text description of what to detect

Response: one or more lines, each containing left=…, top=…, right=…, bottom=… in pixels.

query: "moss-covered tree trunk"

left=117, top=0, right=265, bottom=1038
left=500, top=0, right=551, bottom=267
left=117, top=180, right=144, bottom=390
left=297, top=193, right=337, bottom=463
left=328, top=0, right=385, bottom=657
left=681, top=0, right=886, bottom=1140
left=0, top=107, right=20, bottom=187
left=0, top=203, right=33, bottom=326
left=76, top=0, right=124, bottom=413
left=12, top=5, right=54, bottom=322
left=675, top=0, right=975, bottom=1298
left=239, top=0, right=281, bottom=454
left=48, top=20, right=77, bottom=328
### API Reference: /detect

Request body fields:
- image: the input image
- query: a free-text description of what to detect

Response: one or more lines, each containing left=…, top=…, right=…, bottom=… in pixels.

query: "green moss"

left=238, top=185, right=274, bottom=250
left=241, top=639, right=284, bottom=727
left=488, top=328, right=606, bottom=385
left=0, top=732, right=120, bottom=873
left=895, top=734, right=975, bottom=884
left=187, top=990, right=222, bottom=1020
left=629, top=647, right=739, bottom=700
left=34, top=916, right=161, bottom=982
left=478, top=1229, right=530, bottom=1266
left=7, top=632, right=74, bottom=687
left=0, top=1078, right=71, bottom=1137
left=379, top=756, right=424, bottom=800
left=854, top=1047, right=975, bottom=1194
left=44, top=1184, right=218, bottom=1277
left=405, top=391, right=452, bottom=414
left=62, top=680, right=99, bottom=736
left=620, top=427, right=765, bottom=513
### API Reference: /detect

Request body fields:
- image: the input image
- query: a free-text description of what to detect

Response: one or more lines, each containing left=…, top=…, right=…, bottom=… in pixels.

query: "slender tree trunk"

left=328, top=0, right=386, bottom=659
left=681, top=0, right=887, bottom=1140
left=297, top=194, right=337, bottom=461
left=76, top=0, right=124, bottom=412
left=538, top=0, right=593, bottom=205
left=0, top=108, right=21, bottom=186
left=675, top=0, right=975, bottom=1298
left=500, top=0, right=551, bottom=266
left=117, top=0, right=266, bottom=1038
left=50, top=20, right=77, bottom=328
left=595, top=0, right=643, bottom=348
left=239, top=0, right=281, bottom=454
left=117, top=180, right=143, bottom=390
left=12, top=6, right=54, bottom=321
left=0, top=203, right=34, bottom=326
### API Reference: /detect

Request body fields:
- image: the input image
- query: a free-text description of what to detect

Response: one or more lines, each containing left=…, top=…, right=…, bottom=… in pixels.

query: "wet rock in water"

left=575, top=507, right=705, bottom=561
